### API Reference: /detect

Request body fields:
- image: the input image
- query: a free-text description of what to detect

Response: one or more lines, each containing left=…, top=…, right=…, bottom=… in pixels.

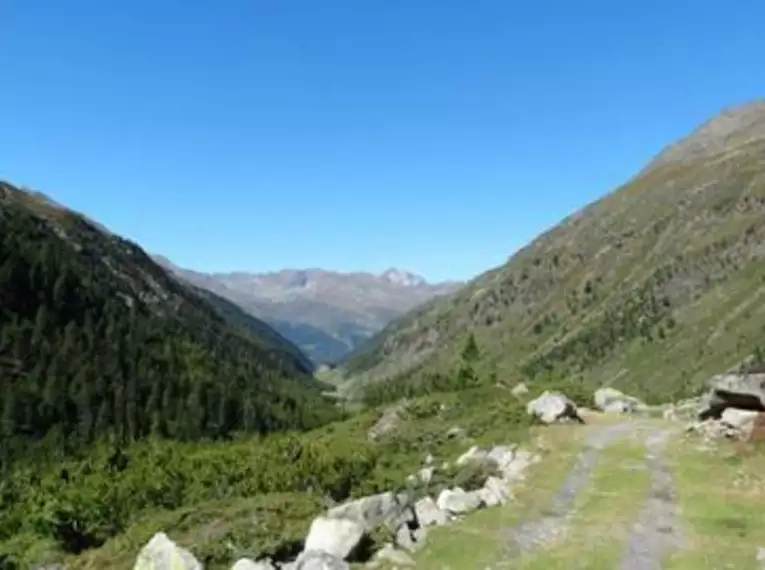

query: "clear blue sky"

left=1, top=1, right=763, bottom=282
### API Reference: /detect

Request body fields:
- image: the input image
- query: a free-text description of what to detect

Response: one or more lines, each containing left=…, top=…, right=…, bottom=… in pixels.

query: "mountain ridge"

left=156, top=257, right=462, bottom=364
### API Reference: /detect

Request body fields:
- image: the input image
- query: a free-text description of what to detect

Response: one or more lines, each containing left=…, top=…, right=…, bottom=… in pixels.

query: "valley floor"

left=389, top=414, right=765, bottom=570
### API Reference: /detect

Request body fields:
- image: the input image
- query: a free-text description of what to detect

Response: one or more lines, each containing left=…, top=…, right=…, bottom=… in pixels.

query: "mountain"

left=0, top=180, right=337, bottom=464
left=341, top=100, right=765, bottom=403
left=156, top=258, right=461, bottom=364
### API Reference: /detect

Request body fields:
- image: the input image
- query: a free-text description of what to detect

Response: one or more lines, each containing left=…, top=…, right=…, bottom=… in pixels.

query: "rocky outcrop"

left=594, top=387, right=645, bottom=414
left=133, top=533, right=201, bottom=570
left=303, top=517, right=365, bottom=559
left=526, top=391, right=584, bottom=424
left=367, top=404, right=406, bottom=441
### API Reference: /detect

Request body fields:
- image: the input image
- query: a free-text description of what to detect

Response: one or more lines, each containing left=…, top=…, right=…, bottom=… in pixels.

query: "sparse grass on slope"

left=341, top=107, right=765, bottom=404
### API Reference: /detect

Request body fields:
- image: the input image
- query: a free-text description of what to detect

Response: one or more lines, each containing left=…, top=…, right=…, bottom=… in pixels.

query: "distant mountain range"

left=155, top=257, right=462, bottom=364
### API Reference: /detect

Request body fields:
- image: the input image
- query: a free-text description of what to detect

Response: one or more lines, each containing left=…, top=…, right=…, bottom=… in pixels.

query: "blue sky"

left=1, top=1, right=763, bottom=282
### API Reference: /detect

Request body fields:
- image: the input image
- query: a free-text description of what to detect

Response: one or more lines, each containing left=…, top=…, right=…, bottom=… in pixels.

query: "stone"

left=500, top=449, right=535, bottom=482
left=372, top=544, right=415, bottom=567
left=303, top=516, right=364, bottom=559
left=511, top=382, right=529, bottom=398
left=368, top=405, right=406, bottom=441
left=594, top=387, right=644, bottom=414
left=327, top=491, right=413, bottom=532
left=456, top=445, right=489, bottom=466
left=526, top=391, right=583, bottom=424
left=479, top=476, right=511, bottom=507
left=414, top=496, right=449, bottom=526
left=424, top=453, right=434, bottom=465
left=756, top=546, right=765, bottom=567
left=417, top=466, right=434, bottom=484
left=436, top=487, right=482, bottom=514
left=721, top=408, right=760, bottom=439
left=486, top=445, right=517, bottom=474
left=698, top=373, right=765, bottom=419
left=295, top=550, right=349, bottom=570
left=394, top=525, right=415, bottom=551
left=232, top=559, right=277, bottom=570
left=446, top=426, right=466, bottom=439
left=133, top=532, right=202, bottom=570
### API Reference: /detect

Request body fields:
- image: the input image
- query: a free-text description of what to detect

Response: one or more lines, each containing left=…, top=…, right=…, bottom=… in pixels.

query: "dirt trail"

left=618, top=427, right=685, bottom=570
left=499, top=421, right=634, bottom=560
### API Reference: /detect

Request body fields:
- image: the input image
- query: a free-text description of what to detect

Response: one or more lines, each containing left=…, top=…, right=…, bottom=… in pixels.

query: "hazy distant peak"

left=380, top=267, right=427, bottom=287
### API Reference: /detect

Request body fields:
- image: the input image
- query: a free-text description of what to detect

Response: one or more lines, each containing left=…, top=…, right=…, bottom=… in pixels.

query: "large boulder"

left=526, top=391, right=583, bottom=424
left=721, top=408, right=760, bottom=439
left=232, top=560, right=276, bottom=570
left=327, top=491, right=413, bottom=532
left=698, top=373, right=765, bottom=419
left=478, top=476, right=511, bottom=507
left=303, top=517, right=364, bottom=559
left=436, top=488, right=482, bottom=514
left=133, top=532, right=201, bottom=570
left=594, top=387, right=644, bottom=413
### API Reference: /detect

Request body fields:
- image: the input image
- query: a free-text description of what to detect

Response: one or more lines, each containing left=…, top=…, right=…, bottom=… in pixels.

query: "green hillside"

left=341, top=101, right=765, bottom=403
left=0, top=180, right=339, bottom=467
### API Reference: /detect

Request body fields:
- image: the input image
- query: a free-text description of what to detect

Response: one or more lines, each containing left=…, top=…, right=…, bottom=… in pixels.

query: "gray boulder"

left=133, top=532, right=201, bottom=570
left=303, top=516, right=364, bottom=559
left=327, top=491, right=413, bottom=532
left=232, top=559, right=277, bottom=570
left=295, top=550, right=349, bottom=570
left=414, top=496, right=449, bottom=526
left=699, top=373, right=765, bottom=419
left=721, top=408, right=760, bottom=439
left=526, top=391, right=583, bottom=424
left=436, top=487, right=482, bottom=514
left=479, top=476, right=511, bottom=507
left=594, top=387, right=644, bottom=413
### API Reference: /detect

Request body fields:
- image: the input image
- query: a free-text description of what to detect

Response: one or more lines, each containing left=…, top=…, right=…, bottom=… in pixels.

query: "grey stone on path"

left=618, top=428, right=685, bottom=570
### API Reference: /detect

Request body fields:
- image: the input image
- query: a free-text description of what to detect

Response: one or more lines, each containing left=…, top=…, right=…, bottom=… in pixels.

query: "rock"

left=446, top=426, right=466, bottom=439
left=372, top=544, right=415, bottom=567
left=414, top=496, right=449, bottom=526
left=327, top=491, right=413, bottom=532
left=721, top=408, right=760, bottom=439
left=511, top=383, right=529, bottom=398
left=295, top=550, right=349, bottom=570
left=456, top=445, right=489, bottom=466
left=526, top=391, right=583, bottom=424
left=698, top=373, right=765, bottom=419
left=479, top=476, right=511, bottom=507
left=232, top=559, right=277, bottom=570
left=368, top=404, right=406, bottom=441
left=594, top=387, right=644, bottom=414
left=486, top=445, right=517, bottom=474
left=418, top=466, right=434, bottom=484
left=424, top=453, right=434, bottom=465
left=498, top=448, right=534, bottom=482
left=303, top=516, right=364, bottom=559
left=436, top=487, right=482, bottom=514
left=394, top=524, right=426, bottom=552
left=756, top=546, right=765, bottom=567
left=133, top=532, right=202, bottom=570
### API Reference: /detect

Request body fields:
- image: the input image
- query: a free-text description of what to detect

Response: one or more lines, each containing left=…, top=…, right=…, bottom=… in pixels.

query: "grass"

left=664, top=436, right=765, bottom=570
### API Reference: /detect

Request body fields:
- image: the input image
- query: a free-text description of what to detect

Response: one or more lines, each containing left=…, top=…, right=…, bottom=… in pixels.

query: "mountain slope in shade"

left=157, top=258, right=461, bottom=364
left=341, top=100, right=765, bottom=402
left=0, top=180, right=337, bottom=464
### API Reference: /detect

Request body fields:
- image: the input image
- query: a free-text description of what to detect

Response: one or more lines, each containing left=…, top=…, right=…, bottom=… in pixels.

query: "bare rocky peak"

left=649, top=100, right=765, bottom=167
left=380, top=267, right=427, bottom=287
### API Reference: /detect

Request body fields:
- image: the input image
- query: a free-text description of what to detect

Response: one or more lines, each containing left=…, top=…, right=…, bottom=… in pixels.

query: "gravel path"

left=618, top=428, right=685, bottom=570
left=500, top=422, right=634, bottom=558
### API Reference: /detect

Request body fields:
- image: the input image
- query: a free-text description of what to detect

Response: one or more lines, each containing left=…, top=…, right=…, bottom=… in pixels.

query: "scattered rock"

left=721, top=408, right=759, bottom=439
left=133, top=532, right=202, bottom=570
left=511, top=383, right=529, bottom=398
left=526, top=391, right=584, bottom=424
left=436, top=487, right=482, bottom=514
left=327, top=491, right=413, bottom=532
left=479, top=476, right=510, bottom=507
left=446, top=426, right=466, bottom=439
left=424, top=453, right=434, bottom=465
left=418, top=466, right=434, bottom=484
left=295, top=550, right=349, bottom=570
left=594, top=387, right=645, bottom=414
left=456, top=445, right=489, bottom=466
left=232, top=559, right=277, bottom=570
left=303, top=516, right=364, bottom=559
left=414, top=496, right=449, bottom=526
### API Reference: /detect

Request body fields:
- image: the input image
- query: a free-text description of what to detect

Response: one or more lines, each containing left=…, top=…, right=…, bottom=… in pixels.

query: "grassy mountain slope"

left=156, top=258, right=461, bottom=364
left=0, top=180, right=338, bottom=465
left=341, top=101, right=765, bottom=402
